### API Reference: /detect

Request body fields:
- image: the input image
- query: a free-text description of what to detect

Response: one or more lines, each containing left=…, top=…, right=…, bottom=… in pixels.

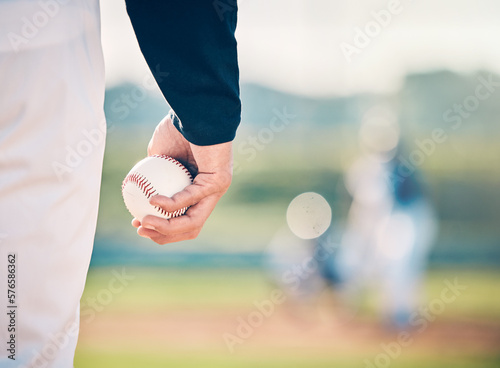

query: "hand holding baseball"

left=131, top=113, right=233, bottom=244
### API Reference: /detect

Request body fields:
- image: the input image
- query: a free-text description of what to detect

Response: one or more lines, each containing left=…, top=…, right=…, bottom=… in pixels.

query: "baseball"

left=122, top=155, right=193, bottom=221
left=286, top=192, right=332, bottom=240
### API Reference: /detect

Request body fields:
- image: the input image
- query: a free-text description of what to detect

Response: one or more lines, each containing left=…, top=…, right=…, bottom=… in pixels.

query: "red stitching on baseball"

left=122, top=156, right=193, bottom=218
left=122, top=172, right=158, bottom=200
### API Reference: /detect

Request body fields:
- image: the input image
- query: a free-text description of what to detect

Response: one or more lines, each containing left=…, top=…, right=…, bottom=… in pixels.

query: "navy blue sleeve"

left=125, top=0, right=241, bottom=146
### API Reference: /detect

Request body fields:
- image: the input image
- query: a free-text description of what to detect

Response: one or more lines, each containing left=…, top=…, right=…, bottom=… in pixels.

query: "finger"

left=137, top=226, right=199, bottom=244
left=137, top=226, right=158, bottom=239
left=131, top=218, right=141, bottom=228
left=150, top=178, right=220, bottom=213
left=150, top=230, right=200, bottom=244
left=142, top=196, right=218, bottom=235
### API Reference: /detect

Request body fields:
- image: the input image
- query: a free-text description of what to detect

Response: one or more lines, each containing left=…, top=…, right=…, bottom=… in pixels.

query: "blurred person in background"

left=264, top=224, right=345, bottom=326
left=334, top=105, right=438, bottom=330
left=265, top=226, right=328, bottom=315
left=265, top=226, right=327, bottom=328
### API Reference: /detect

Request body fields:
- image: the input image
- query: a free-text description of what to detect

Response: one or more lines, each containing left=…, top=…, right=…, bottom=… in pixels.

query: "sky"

left=100, top=0, right=500, bottom=97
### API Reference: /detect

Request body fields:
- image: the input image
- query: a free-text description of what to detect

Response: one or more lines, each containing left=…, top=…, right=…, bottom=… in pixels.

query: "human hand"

left=131, top=112, right=233, bottom=244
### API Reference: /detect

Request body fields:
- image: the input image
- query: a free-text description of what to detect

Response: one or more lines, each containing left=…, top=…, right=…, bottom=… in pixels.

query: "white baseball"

left=286, top=192, right=332, bottom=240
left=122, top=155, right=193, bottom=221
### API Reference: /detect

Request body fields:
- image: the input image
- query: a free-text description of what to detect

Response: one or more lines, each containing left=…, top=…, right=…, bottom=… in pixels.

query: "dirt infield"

left=79, top=305, right=500, bottom=356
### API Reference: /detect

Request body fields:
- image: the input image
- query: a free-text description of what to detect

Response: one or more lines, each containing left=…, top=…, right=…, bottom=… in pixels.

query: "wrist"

left=190, top=141, right=233, bottom=174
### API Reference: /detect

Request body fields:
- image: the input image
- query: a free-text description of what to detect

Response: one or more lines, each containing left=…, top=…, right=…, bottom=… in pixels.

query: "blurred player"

left=335, top=105, right=438, bottom=329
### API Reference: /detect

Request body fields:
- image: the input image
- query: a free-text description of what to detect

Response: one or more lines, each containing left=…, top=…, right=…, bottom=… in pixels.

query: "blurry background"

left=76, top=0, right=500, bottom=367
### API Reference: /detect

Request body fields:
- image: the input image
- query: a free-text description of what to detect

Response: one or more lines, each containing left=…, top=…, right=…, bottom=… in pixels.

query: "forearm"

left=125, top=0, right=241, bottom=146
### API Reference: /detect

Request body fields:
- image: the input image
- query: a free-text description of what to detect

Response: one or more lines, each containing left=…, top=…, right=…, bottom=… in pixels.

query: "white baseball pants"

left=0, top=1, right=105, bottom=367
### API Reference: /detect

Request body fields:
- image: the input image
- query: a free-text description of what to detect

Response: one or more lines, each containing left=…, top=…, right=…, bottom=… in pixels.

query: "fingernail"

left=143, top=224, right=156, bottom=231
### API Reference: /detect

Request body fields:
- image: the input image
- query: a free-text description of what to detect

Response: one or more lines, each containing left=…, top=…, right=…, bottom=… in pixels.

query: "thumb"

left=149, top=173, right=223, bottom=212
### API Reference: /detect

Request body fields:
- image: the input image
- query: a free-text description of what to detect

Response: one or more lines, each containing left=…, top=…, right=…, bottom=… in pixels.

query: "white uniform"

left=336, top=155, right=437, bottom=328
left=0, top=1, right=105, bottom=366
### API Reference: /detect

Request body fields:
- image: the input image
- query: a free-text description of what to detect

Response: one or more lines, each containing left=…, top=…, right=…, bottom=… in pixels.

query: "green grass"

left=75, top=348, right=500, bottom=368
left=423, top=269, right=500, bottom=320
left=82, top=267, right=500, bottom=317
left=82, top=268, right=270, bottom=311
left=75, top=268, right=500, bottom=368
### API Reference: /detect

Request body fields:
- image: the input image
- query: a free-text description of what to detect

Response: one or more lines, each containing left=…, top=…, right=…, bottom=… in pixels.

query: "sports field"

left=75, top=267, right=500, bottom=368
left=78, top=84, right=500, bottom=367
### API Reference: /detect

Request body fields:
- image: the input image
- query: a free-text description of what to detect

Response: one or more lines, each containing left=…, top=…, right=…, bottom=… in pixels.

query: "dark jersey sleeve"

left=125, top=0, right=241, bottom=146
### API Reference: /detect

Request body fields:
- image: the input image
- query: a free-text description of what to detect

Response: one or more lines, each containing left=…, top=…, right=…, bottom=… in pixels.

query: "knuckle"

left=203, top=171, right=232, bottom=195
left=151, top=234, right=168, bottom=245
left=186, top=231, right=200, bottom=241
left=189, top=219, right=205, bottom=232
left=219, top=171, right=232, bottom=190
